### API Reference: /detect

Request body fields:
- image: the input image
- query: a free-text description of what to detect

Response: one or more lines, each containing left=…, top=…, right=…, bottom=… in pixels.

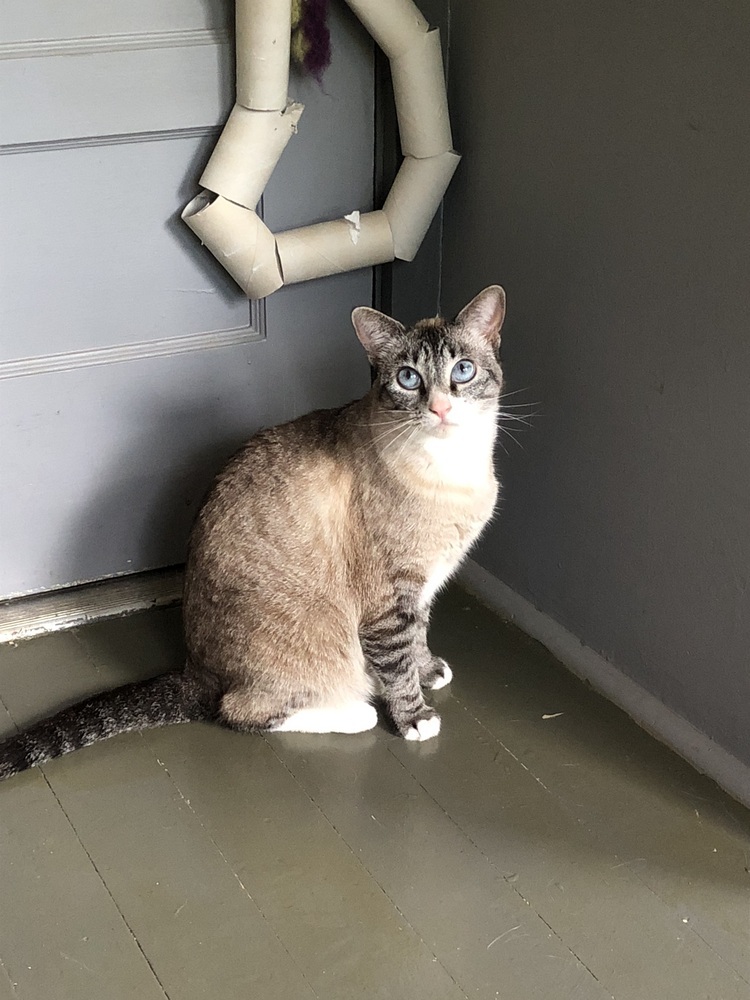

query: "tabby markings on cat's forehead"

left=379, top=326, right=502, bottom=419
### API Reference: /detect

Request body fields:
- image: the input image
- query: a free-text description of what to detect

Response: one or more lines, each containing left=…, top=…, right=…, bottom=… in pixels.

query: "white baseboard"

left=459, top=558, right=750, bottom=810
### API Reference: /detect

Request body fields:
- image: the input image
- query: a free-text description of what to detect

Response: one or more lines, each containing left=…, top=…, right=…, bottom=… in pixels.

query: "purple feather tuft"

left=300, top=0, right=332, bottom=81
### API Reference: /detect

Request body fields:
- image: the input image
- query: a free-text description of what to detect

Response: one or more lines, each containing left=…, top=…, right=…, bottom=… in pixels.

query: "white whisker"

left=368, top=420, right=417, bottom=454
left=391, top=424, right=420, bottom=464
left=497, top=412, right=535, bottom=427
left=497, top=388, right=532, bottom=401
left=498, top=426, right=524, bottom=450
left=352, top=417, right=411, bottom=427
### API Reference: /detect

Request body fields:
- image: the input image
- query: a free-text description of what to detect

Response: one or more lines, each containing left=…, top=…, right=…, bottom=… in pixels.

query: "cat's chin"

left=426, top=421, right=461, bottom=438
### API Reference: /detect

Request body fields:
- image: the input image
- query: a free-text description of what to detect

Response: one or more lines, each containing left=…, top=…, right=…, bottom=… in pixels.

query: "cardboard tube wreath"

left=182, top=0, right=460, bottom=298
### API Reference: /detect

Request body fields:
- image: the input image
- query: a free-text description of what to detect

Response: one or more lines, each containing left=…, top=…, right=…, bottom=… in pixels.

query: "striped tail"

left=0, top=671, right=212, bottom=780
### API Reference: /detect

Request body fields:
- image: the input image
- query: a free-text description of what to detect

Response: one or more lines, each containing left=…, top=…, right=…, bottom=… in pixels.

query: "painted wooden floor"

left=0, top=586, right=748, bottom=1000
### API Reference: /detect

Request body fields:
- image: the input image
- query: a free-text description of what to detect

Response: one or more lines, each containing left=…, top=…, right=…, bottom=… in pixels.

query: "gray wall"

left=440, top=1, right=750, bottom=765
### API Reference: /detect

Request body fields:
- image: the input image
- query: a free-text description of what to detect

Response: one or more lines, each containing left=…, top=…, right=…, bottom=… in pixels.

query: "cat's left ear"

left=456, top=285, right=506, bottom=348
left=351, top=307, right=405, bottom=361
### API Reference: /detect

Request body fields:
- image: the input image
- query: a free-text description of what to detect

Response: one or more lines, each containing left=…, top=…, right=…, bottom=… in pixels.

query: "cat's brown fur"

left=184, top=285, right=506, bottom=739
left=0, top=285, right=506, bottom=777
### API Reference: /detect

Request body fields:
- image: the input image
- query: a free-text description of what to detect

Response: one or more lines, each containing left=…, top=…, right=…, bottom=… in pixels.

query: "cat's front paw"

left=402, top=708, right=441, bottom=742
left=421, top=657, right=453, bottom=690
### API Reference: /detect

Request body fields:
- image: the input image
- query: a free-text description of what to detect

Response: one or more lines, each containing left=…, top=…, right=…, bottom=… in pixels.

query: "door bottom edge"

left=0, top=567, right=184, bottom=644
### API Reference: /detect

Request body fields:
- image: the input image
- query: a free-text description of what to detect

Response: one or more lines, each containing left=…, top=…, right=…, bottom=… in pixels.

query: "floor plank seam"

left=0, top=954, right=19, bottom=997
left=70, top=629, right=111, bottom=679
left=616, top=857, right=750, bottom=986
left=689, top=926, right=750, bottom=988
left=262, top=736, right=472, bottom=1000
left=38, top=770, right=173, bottom=1000
left=449, top=694, right=555, bottom=795
left=505, top=880, right=617, bottom=1000
left=147, top=740, right=322, bottom=1000
left=0, top=691, right=16, bottom=732
left=447, top=692, right=617, bottom=828
left=385, top=744, right=617, bottom=999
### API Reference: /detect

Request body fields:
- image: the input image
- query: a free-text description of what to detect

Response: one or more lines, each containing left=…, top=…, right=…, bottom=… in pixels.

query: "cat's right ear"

left=351, top=307, right=405, bottom=361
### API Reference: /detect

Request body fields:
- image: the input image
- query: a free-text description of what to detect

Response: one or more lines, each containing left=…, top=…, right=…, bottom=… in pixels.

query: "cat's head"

left=351, top=286, right=505, bottom=438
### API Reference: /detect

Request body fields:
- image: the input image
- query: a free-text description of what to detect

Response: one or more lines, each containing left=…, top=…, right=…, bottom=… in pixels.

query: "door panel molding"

left=4, top=1, right=230, bottom=47
left=0, top=27, right=230, bottom=61
left=0, top=40, right=231, bottom=145
left=0, top=125, right=221, bottom=157
left=0, top=312, right=264, bottom=381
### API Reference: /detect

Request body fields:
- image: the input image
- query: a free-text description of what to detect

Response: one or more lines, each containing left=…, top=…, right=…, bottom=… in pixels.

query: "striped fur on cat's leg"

left=360, top=596, right=440, bottom=741
left=411, top=609, right=453, bottom=690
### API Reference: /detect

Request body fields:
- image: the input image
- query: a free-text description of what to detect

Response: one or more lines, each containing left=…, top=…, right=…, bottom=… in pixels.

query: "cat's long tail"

left=0, top=670, right=215, bottom=780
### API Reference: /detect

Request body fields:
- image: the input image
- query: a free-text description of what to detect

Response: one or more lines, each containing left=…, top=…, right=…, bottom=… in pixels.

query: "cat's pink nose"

left=429, top=394, right=452, bottom=421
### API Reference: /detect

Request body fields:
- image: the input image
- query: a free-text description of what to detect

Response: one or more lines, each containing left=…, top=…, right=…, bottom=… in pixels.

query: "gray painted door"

left=0, top=2, right=375, bottom=599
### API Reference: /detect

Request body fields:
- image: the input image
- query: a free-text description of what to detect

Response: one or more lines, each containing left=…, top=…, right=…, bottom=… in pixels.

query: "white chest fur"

left=418, top=501, right=493, bottom=608
left=380, top=401, right=498, bottom=608
left=420, top=559, right=455, bottom=608
left=418, top=401, right=497, bottom=490
left=417, top=408, right=498, bottom=608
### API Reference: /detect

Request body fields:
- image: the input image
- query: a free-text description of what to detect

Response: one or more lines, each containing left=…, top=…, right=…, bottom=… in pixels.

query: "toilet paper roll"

left=344, top=0, right=429, bottom=59
left=200, top=103, right=304, bottom=210
left=276, top=211, right=395, bottom=283
left=383, top=150, right=461, bottom=260
left=181, top=192, right=283, bottom=299
left=236, top=0, right=292, bottom=111
left=390, top=28, right=453, bottom=158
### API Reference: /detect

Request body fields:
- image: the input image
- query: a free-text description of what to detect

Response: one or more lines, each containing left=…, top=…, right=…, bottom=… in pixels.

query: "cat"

left=0, top=285, right=506, bottom=779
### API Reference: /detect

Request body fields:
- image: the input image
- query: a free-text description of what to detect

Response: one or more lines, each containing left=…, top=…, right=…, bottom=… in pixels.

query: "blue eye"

left=452, top=359, right=476, bottom=384
left=397, top=366, right=422, bottom=390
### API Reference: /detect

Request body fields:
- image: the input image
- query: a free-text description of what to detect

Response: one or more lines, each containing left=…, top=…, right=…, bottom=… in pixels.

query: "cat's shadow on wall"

left=63, top=396, right=250, bottom=617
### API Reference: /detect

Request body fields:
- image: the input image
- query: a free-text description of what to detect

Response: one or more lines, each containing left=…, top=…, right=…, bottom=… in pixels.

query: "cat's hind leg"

left=270, top=701, right=377, bottom=734
left=218, top=687, right=377, bottom=735
left=217, top=607, right=375, bottom=735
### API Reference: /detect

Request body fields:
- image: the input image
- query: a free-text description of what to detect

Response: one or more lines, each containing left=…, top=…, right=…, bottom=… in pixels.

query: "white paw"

left=271, top=702, right=377, bottom=734
left=430, top=662, right=453, bottom=690
left=404, top=714, right=441, bottom=741
left=343, top=702, right=378, bottom=733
